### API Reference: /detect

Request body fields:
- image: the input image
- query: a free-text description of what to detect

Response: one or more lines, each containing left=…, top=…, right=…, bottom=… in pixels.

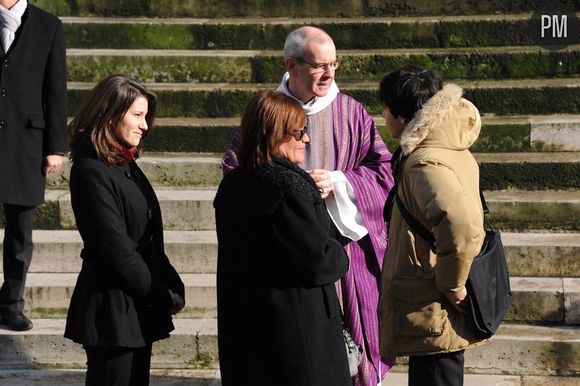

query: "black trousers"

left=84, top=344, right=153, bottom=386
left=408, top=350, right=465, bottom=386
left=0, top=203, right=34, bottom=315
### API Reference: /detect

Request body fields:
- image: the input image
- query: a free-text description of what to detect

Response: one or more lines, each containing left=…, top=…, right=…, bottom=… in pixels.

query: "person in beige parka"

left=377, top=65, right=488, bottom=386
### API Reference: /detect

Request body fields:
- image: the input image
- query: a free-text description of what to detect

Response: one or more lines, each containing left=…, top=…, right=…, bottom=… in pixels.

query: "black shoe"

left=1, top=312, right=33, bottom=331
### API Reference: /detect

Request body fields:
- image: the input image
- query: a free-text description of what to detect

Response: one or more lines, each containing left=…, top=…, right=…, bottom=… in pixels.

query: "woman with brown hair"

left=64, top=75, right=185, bottom=386
left=214, top=91, right=352, bottom=385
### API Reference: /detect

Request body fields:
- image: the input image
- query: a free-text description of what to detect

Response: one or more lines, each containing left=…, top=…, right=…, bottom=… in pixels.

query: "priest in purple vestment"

left=222, top=26, right=396, bottom=386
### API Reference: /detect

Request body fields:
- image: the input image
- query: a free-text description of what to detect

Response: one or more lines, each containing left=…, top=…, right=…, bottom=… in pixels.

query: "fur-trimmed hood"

left=400, top=84, right=482, bottom=156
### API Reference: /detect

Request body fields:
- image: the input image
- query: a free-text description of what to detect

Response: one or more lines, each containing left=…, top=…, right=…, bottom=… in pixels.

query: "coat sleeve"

left=257, top=191, right=349, bottom=289
left=70, top=162, right=172, bottom=304
left=407, top=161, right=485, bottom=293
left=42, top=18, right=67, bottom=154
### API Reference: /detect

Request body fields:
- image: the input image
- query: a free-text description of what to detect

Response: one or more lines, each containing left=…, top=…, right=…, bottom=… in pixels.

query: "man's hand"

left=43, top=154, right=64, bottom=175
left=444, top=286, right=469, bottom=314
left=308, top=169, right=334, bottom=199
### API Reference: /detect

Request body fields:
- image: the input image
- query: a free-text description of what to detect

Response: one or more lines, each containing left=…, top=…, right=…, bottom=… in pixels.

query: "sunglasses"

left=292, top=127, right=309, bottom=141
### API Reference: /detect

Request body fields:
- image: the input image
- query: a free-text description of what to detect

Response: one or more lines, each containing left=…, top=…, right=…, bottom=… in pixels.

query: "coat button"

left=147, top=208, right=153, bottom=220
left=1, top=89, right=5, bottom=96
left=0, top=121, right=5, bottom=128
left=124, top=171, right=132, bottom=179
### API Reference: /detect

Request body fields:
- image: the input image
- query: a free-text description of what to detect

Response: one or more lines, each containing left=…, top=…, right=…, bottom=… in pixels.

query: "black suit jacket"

left=0, top=4, right=67, bottom=206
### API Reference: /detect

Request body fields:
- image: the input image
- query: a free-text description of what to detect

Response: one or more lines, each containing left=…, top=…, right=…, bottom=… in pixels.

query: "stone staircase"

left=1, top=0, right=579, bottom=384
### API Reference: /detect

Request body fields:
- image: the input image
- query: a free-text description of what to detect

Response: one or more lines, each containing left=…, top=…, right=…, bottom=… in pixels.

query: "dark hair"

left=237, top=91, right=306, bottom=170
left=379, top=65, right=443, bottom=123
left=69, top=75, right=157, bottom=164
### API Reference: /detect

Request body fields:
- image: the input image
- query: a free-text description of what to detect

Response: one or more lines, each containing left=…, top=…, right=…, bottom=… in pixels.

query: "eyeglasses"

left=292, top=127, right=308, bottom=141
left=295, top=57, right=340, bottom=73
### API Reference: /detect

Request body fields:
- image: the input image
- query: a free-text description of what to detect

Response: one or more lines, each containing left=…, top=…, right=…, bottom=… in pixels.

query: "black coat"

left=0, top=4, right=67, bottom=206
left=214, top=157, right=351, bottom=386
left=64, top=141, right=184, bottom=347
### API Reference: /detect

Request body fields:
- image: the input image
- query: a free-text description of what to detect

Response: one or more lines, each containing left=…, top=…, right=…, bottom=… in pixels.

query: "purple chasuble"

left=222, top=93, right=396, bottom=385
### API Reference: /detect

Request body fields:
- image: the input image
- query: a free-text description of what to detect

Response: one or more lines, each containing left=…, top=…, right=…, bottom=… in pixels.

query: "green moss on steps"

left=480, top=162, right=580, bottom=191
left=65, top=23, right=195, bottom=50
left=0, top=201, right=61, bottom=230
left=68, top=55, right=253, bottom=83
left=66, top=50, right=579, bottom=84
left=472, top=124, right=531, bottom=153
left=143, top=125, right=236, bottom=153
left=62, top=19, right=540, bottom=50
left=67, top=84, right=580, bottom=118
left=33, top=0, right=578, bottom=17
left=488, top=201, right=580, bottom=232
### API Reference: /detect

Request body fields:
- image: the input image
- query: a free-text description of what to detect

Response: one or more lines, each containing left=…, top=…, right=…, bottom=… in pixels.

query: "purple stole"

left=222, top=93, right=396, bottom=385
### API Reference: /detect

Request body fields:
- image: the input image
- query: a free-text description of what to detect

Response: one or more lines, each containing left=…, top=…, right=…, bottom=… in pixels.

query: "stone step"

left=66, top=46, right=580, bottom=83
left=20, top=273, right=216, bottom=319
left=0, top=318, right=218, bottom=369
left=62, top=16, right=537, bottom=50
left=37, top=1, right=559, bottom=18
left=34, top=151, right=580, bottom=194
left=0, top=230, right=218, bottom=274
left=134, top=115, right=580, bottom=154
left=3, top=187, right=578, bottom=231
left=2, top=370, right=580, bottom=386
left=1, top=231, right=579, bottom=279
left=13, top=273, right=580, bottom=324
left=42, top=152, right=580, bottom=191
left=67, top=78, right=580, bottom=118
left=0, top=319, right=578, bottom=376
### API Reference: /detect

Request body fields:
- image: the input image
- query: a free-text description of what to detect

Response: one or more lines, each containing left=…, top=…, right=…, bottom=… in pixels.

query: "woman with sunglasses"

left=214, top=91, right=351, bottom=386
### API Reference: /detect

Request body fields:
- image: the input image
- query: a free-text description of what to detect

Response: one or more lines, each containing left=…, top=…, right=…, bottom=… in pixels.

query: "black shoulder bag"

left=392, top=190, right=512, bottom=338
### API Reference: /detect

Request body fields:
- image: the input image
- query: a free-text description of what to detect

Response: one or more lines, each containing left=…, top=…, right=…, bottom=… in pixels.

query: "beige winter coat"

left=378, top=84, right=488, bottom=357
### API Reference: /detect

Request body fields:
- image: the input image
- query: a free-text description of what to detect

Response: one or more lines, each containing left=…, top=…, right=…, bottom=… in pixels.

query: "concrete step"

left=20, top=273, right=216, bottom=319
left=41, top=152, right=580, bottom=192
left=67, top=78, right=580, bottom=118
left=40, top=1, right=552, bottom=18
left=13, top=273, right=580, bottom=324
left=0, top=230, right=218, bottom=274
left=53, top=188, right=217, bottom=231
left=0, top=319, right=578, bottom=376
left=1, top=231, right=579, bottom=278
left=66, top=46, right=580, bottom=83
left=132, top=114, right=580, bottom=154
left=0, top=369, right=222, bottom=386
left=2, top=370, right=580, bottom=386
left=0, top=318, right=218, bottom=369
left=3, top=185, right=579, bottom=231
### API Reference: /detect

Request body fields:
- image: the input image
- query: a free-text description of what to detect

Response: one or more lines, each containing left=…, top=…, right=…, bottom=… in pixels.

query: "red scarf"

left=113, top=142, right=137, bottom=166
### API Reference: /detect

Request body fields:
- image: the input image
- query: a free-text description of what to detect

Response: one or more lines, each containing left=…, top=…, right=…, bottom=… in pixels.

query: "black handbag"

left=392, top=190, right=513, bottom=339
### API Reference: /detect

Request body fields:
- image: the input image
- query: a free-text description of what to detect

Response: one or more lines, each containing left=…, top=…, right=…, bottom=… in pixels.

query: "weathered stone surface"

left=66, top=79, right=580, bottom=118
left=531, top=118, right=580, bottom=152
left=33, top=0, right=577, bottom=17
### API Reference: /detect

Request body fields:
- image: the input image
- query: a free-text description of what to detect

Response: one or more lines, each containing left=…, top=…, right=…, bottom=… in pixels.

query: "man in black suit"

left=0, top=0, right=67, bottom=331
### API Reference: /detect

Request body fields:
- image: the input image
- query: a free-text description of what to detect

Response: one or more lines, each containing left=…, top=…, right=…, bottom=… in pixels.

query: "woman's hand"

left=308, top=169, right=334, bottom=199
left=168, top=290, right=185, bottom=315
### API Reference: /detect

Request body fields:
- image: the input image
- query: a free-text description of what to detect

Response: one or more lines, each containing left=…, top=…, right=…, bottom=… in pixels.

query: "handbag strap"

left=395, top=193, right=436, bottom=250
left=395, top=189, right=491, bottom=251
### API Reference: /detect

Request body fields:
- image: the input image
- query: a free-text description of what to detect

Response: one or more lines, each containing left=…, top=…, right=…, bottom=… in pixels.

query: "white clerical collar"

left=275, top=72, right=339, bottom=116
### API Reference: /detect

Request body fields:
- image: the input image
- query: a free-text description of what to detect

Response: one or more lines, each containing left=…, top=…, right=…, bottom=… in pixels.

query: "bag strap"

left=395, top=189, right=491, bottom=251
left=395, top=193, right=436, bottom=250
